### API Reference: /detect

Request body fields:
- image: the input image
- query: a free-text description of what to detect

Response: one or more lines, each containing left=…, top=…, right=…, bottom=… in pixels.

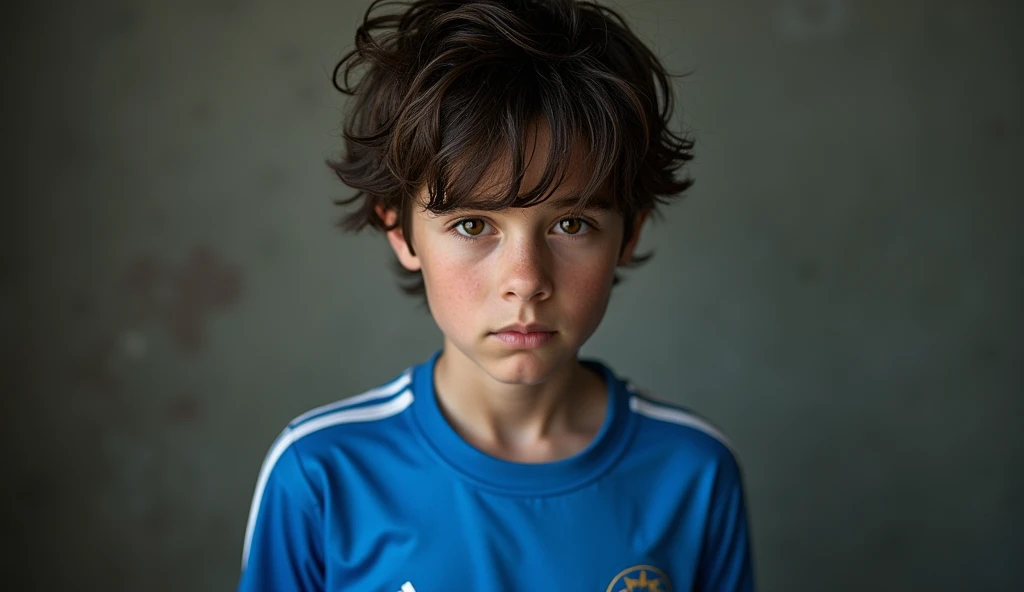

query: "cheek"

left=555, top=248, right=618, bottom=312
left=564, top=265, right=614, bottom=296
left=421, top=252, right=489, bottom=324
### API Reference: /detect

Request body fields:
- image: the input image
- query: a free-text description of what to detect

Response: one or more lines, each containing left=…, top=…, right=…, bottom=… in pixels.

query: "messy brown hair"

left=328, top=0, right=694, bottom=295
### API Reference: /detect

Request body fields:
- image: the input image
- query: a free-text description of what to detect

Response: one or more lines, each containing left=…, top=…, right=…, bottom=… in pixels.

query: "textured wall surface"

left=5, top=0, right=1022, bottom=590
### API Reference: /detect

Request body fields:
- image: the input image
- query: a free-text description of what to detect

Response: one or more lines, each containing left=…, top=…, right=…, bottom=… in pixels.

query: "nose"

left=498, top=234, right=553, bottom=302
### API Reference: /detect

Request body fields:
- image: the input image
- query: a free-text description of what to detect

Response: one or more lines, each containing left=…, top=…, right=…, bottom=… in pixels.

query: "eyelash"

left=447, top=217, right=596, bottom=241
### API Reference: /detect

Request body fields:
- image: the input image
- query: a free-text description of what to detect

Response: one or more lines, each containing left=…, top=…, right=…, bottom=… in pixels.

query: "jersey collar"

left=410, top=350, right=636, bottom=496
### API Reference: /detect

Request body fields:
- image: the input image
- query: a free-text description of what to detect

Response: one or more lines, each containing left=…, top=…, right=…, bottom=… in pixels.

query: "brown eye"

left=457, top=219, right=486, bottom=236
left=558, top=218, right=584, bottom=234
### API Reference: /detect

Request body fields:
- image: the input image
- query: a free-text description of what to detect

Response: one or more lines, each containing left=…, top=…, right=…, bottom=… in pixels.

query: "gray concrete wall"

left=5, top=0, right=1021, bottom=590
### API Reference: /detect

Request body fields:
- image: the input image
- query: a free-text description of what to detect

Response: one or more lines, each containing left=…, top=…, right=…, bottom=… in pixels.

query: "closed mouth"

left=492, top=323, right=555, bottom=334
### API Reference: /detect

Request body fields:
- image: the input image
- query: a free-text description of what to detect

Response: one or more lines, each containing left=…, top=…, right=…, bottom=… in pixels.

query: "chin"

left=481, top=349, right=569, bottom=386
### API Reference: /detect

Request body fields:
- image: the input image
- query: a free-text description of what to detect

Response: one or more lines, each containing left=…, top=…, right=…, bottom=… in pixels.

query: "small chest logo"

left=606, top=564, right=672, bottom=592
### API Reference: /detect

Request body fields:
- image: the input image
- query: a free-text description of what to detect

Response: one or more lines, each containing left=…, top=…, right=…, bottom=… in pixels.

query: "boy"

left=239, top=0, right=754, bottom=590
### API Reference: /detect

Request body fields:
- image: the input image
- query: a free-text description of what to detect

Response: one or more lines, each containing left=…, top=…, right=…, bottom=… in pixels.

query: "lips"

left=492, top=322, right=555, bottom=334
left=489, top=323, right=557, bottom=348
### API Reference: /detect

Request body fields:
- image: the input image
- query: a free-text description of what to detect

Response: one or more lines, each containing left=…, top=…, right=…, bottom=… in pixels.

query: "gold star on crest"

left=622, top=569, right=662, bottom=591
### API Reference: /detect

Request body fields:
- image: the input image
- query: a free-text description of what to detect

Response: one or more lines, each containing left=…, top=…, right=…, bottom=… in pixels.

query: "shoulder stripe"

left=289, top=370, right=412, bottom=427
left=241, top=390, right=414, bottom=569
left=628, top=395, right=735, bottom=453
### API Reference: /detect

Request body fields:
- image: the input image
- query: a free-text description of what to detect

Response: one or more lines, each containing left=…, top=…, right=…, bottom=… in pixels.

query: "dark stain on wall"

left=167, top=246, right=244, bottom=354
left=73, top=245, right=244, bottom=396
left=122, top=245, right=244, bottom=355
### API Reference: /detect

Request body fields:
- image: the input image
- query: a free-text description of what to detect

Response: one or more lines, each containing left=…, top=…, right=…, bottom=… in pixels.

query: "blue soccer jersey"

left=239, top=351, right=754, bottom=591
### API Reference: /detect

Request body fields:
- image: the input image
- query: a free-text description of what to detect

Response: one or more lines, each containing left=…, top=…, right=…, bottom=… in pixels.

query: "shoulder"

left=241, top=370, right=417, bottom=572
left=262, top=369, right=415, bottom=471
left=287, top=368, right=414, bottom=431
left=623, top=384, right=741, bottom=470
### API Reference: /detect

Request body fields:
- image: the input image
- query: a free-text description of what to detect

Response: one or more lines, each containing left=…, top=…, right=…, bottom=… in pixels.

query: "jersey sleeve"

left=238, top=438, right=325, bottom=592
left=696, top=449, right=755, bottom=591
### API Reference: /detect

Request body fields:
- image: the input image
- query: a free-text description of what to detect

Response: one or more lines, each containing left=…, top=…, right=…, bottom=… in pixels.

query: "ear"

left=376, top=205, right=422, bottom=272
left=618, top=210, right=650, bottom=265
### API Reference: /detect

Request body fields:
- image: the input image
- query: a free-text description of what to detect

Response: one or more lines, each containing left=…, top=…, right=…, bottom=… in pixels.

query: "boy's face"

left=384, top=131, right=647, bottom=386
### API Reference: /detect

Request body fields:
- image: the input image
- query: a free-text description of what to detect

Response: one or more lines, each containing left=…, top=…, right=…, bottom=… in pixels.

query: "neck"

left=433, top=343, right=607, bottom=463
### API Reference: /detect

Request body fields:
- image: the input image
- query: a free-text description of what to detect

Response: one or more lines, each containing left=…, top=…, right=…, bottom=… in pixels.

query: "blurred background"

left=4, top=0, right=1022, bottom=590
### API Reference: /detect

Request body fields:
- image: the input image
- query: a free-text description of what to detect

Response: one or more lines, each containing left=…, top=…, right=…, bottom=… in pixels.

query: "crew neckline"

left=410, top=350, right=636, bottom=496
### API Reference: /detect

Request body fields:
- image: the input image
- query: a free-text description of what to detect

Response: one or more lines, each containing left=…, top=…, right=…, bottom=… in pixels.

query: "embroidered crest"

left=606, top=564, right=672, bottom=592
